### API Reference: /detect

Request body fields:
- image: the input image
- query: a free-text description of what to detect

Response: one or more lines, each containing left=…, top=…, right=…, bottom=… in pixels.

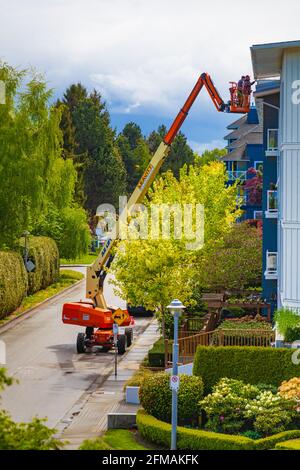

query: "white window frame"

left=267, top=129, right=279, bottom=151
left=265, top=251, right=278, bottom=279
left=266, top=190, right=278, bottom=218
left=254, top=161, right=263, bottom=172
left=254, top=210, right=263, bottom=220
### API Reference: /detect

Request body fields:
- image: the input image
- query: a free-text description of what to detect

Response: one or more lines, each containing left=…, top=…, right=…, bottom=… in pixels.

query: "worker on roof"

left=237, top=76, right=245, bottom=106
left=242, top=75, right=256, bottom=108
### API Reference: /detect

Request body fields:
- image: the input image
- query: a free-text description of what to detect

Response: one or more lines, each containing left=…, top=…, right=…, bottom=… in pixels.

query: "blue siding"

left=261, top=93, right=280, bottom=314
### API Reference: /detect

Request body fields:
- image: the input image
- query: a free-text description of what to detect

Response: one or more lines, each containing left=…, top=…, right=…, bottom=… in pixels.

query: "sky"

left=1, top=0, right=300, bottom=152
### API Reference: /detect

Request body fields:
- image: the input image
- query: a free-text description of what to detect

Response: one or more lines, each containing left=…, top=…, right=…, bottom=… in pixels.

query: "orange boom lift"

left=62, top=73, right=252, bottom=355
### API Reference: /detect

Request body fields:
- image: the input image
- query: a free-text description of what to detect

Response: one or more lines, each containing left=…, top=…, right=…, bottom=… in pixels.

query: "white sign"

left=113, top=323, right=119, bottom=335
left=118, top=327, right=125, bottom=335
left=170, top=375, right=180, bottom=391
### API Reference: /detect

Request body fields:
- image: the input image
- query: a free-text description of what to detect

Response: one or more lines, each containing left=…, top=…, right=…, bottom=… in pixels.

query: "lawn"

left=0, top=269, right=84, bottom=326
left=60, top=253, right=98, bottom=265
left=79, top=429, right=153, bottom=450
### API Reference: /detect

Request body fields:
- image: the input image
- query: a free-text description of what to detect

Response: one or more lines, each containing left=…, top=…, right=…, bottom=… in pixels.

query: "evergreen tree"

left=116, top=122, right=151, bottom=193
left=147, top=125, right=194, bottom=178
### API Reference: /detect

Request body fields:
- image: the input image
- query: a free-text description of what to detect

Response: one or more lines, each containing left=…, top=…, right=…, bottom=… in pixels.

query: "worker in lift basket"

left=237, top=76, right=245, bottom=106
left=242, top=75, right=256, bottom=107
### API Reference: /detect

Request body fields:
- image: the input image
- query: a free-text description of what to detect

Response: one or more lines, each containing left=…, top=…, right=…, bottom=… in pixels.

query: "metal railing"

left=165, top=328, right=275, bottom=366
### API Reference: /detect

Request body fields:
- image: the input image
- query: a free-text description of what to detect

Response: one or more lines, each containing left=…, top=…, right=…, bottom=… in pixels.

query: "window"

left=267, top=190, right=278, bottom=213
left=267, top=129, right=278, bottom=151
left=254, top=161, right=263, bottom=173
left=254, top=211, right=263, bottom=220
left=265, top=251, right=278, bottom=278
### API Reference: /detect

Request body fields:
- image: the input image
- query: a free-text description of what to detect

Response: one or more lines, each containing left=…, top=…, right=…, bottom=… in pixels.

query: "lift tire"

left=77, top=332, right=87, bottom=354
left=125, top=328, right=133, bottom=347
left=85, top=327, right=94, bottom=339
left=117, top=334, right=126, bottom=355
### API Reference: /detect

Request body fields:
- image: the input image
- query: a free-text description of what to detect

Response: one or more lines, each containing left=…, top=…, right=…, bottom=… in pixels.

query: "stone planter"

left=125, top=386, right=140, bottom=405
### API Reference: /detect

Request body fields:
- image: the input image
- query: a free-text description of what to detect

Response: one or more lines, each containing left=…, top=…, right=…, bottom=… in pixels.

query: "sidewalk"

left=58, top=320, right=159, bottom=450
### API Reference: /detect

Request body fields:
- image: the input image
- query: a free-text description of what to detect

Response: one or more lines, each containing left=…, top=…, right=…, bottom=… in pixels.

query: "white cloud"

left=1, top=0, right=300, bottom=120
left=189, top=139, right=226, bottom=154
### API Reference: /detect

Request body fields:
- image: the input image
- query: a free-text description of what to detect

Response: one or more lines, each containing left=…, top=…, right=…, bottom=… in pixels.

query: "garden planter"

left=126, top=386, right=140, bottom=405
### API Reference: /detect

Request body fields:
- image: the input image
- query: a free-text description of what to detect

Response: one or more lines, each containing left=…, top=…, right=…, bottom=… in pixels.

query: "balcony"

left=266, top=129, right=279, bottom=157
left=265, top=190, right=278, bottom=218
left=227, top=170, right=247, bottom=181
left=265, top=251, right=278, bottom=280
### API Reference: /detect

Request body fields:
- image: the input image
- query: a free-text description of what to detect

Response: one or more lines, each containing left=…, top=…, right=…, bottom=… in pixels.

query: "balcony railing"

left=228, top=170, right=247, bottom=181
left=266, top=190, right=278, bottom=217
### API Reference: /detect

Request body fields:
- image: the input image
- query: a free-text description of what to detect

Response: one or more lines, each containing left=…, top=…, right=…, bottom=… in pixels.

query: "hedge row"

left=137, top=410, right=300, bottom=451
left=0, top=236, right=60, bottom=318
left=193, top=346, right=300, bottom=394
left=19, top=236, right=59, bottom=295
left=275, top=439, right=300, bottom=450
left=0, top=251, right=28, bottom=319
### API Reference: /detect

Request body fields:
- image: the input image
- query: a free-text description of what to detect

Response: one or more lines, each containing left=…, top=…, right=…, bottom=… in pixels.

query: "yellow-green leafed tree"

left=111, top=161, right=241, bottom=338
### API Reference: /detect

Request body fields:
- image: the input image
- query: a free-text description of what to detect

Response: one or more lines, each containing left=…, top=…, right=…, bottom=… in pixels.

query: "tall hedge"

left=0, top=251, right=28, bottom=319
left=19, top=236, right=59, bottom=295
left=193, top=346, right=300, bottom=394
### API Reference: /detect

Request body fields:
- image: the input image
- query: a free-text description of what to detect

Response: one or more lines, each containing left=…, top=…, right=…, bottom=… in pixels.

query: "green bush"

left=285, top=326, right=300, bottom=343
left=200, top=378, right=260, bottom=434
left=221, top=307, right=245, bottom=318
left=0, top=251, right=28, bottom=319
left=33, top=204, right=90, bottom=260
left=19, top=236, right=59, bottom=295
left=147, top=338, right=171, bottom=367
left=274, top=308, right=300, bottom=341
left=137, top=410, right=300, bottom=450
left=193, top=347, right=300, bottom=394
left=256, top=431, right=300, bottom=450
left=137, top=410, right=255, bottom=450
left=139, top=372, right=203, bottom=424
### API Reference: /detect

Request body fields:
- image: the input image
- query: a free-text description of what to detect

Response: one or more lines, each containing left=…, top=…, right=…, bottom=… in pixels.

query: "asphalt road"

left=0, top=267, right=151, bottom=428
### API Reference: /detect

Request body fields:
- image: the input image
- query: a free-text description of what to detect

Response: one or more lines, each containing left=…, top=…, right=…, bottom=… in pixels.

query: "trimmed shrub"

left=147, top=338, right=172, bottom=367
left=275, top=438, right=300, bottom=450
left=193, top=347, right=300, bottom=394
left=136, top=410, right=255, bottom=450
left=256, top=431, right=300, bottom=450
left=139, top=372, right=203, bottom=424
left=0, top=251, right=28, bottom=319
left=19, top=236, right=59, bottom=294
left=137, top=410, right=300, bottom=451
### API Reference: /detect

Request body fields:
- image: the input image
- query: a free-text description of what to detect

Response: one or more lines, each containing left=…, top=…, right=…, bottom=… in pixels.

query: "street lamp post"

left=167, top=299, right=185, bottom=451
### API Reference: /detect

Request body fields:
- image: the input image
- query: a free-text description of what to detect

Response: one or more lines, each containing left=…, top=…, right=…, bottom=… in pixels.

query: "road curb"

left=0, top=279, right=85, bottom=335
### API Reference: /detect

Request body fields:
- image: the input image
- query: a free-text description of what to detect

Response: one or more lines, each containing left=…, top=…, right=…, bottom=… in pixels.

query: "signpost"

left=113, top=323, right=119, bottom=377
left=112, top=308, right=130, bottom=326
left=167, top=299, right=185, bottom=451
